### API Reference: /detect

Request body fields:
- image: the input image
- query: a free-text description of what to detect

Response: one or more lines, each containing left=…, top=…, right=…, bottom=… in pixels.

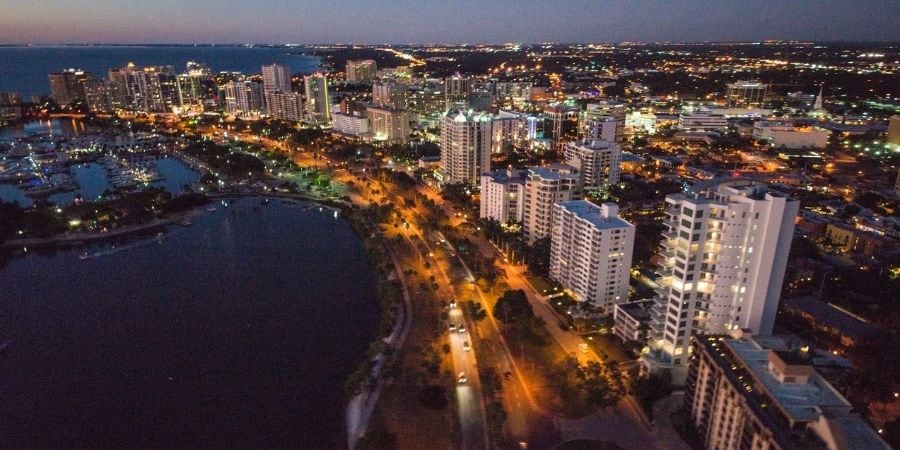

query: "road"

left=198, top=128, right=680, bottom=449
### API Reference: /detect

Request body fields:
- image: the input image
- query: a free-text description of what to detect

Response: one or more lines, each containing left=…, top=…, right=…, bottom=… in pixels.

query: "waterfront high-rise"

left=304, top=73, right=332, bottom=125
left=522, top=164, right=582, bottom=243
left=106, top=63, right=177, bottom=113
left=438, top=108, right=492, bottom=186
left=265, top=91, right=304, bottom=122
left=563, top=139, right=622, bottom=188
left=262, top=64, right=293, bottom=95
left=223, top=81, right=265, bottom=118
left=550, top=200, right=635, bottom=310
left=346, top=60, right=377, bottom=82
left=643, top=180, right=799, bottom=379
left=48, top=69, right=92, bottom=105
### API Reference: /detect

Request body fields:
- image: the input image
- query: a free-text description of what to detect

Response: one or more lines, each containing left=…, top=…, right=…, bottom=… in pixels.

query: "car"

left=457, top=325, right=466, bottom=334
left=449, top=300, right=457, bottom=309
left=449, top=323, right=457, bottom=331
left=463, top=341, right=471, bottom=352
left=458, top=372, right=468, bottom=384
left=578, top=343, right=589, bottom=354
left=504, top=370, right=513, bottom=380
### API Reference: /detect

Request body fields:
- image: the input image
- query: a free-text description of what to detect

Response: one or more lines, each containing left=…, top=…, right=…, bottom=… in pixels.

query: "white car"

left=457, top=325, right=466, bottom=334
left=578, top=343, right=589, bottom=354
left=449, top=323, right=457, bottom=331
left=463, top=341, right=471, bottom=352
left=458, top=372, right=468, bottom=384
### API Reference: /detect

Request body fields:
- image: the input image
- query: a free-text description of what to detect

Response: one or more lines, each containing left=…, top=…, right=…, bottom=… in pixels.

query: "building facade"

left=522, top=164, right=581, bottom=243
left=563, top=139, right=622, bottom=188
left=304, top=73, right=332, bottom=125
left=262, top=63, right=293, bottom=95
left=223, top=81, right=265, bottom=118
left=346, top=59, right=377, bottom=82
left=480, top=169, right=526, bottom=224
left=643, top=180, right=799, bottom=378
left=48, top=69, right=92, bottom=105
left=550, top=201, right=635, bottom=309
left=439, top=108, right=492, bottom=186
left=367, top=106, right=410, bottom=145
left=265, top=91, right=304, bottom=122
left=687, top=335, right=889, bottom=450
left=372, top=80, right=408, bottom=109
left=725, top=80, right=769, bottom=108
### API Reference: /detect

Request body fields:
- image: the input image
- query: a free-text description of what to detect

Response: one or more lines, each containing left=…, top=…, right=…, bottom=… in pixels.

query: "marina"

left=0, top=119, right=199, bottom=206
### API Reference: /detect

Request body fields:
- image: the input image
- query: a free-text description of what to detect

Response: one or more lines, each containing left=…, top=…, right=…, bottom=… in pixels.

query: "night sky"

left=1, top=0, right=898, bottom=44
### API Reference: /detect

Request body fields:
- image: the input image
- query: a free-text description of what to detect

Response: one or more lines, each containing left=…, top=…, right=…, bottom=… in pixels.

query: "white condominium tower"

left=550, top=201, right=635, bottom=310
left=304, top=73, right=332, bottom=125
left=439, top=108, right=492, bottom=186
left=522, top=164, right=581, bottom=243
left=563, top=139, right=622, bottom=188
left=262, top=64, right=292, bottom=95
left=643, top=179, right=799, bottom=379
left=480, top=169, right=526, bottom=224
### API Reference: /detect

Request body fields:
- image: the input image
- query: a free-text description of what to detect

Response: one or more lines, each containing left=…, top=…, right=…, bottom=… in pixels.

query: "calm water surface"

left=0, top=198, right=379, bottom=448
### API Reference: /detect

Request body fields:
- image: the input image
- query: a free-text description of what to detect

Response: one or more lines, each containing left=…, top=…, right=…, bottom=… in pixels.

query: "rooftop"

left=784, top=296, right=880, bottom=341
left=556, top=200, right=633, bottom=230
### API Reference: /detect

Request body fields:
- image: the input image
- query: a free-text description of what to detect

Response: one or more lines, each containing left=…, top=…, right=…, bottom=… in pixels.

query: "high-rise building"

left=262, top=64, right=293, bottom=95
left=408, top=82, right=445, bottom=127
left=107, top=63, right=177, bottom=113
left=366, top=106, right=410, bottom=144
left=223, top=81, right=264, bottom=118
left=83, top=80, right=112, bottom=113
left=48, top=69, right=92, bottom=105
left=544, top=103, right=581, bottom=152
left=583, top=102, right=626, bottom=143
left=643, top=180, right=799, bottom=378
left=687, top=335, right=890, bottom=450
left=144, top=66, right=179, bottom=113
left=725, top=80, right=768, bottom=108
left=304, top=73, right=332, bottom=125
left=175, top=62, right=216, bottom=110
left=494, top=82, right=532, bottom=108
left=346, top=60, right=377, bottom=82
left=888, top=115, right=900, bottom=150
left=438, top=108, right=492, bottom=186
left=522, top=164, right=581, bottom=243
left=332, top=111, right=370, bottom=137
left=480, top=169, right=526, bottom=224
left=372, top=80, right=408, bottom=109
left=265, top=91, right=304, bottom=122
left=444, top=75, right=472, bottom=108
left=550, top=201, right=634, bottom=309
left=563, top=139, right=622, bottom=188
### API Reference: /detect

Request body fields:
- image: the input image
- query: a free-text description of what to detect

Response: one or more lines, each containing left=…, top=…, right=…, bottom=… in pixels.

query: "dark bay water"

left=0, top=45, right=321, bottom=98
left=0, top=198, right=379, bottom=448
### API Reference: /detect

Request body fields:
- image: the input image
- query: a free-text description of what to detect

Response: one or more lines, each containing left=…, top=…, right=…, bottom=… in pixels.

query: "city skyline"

left=1, top=0, right=899, bottom=45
